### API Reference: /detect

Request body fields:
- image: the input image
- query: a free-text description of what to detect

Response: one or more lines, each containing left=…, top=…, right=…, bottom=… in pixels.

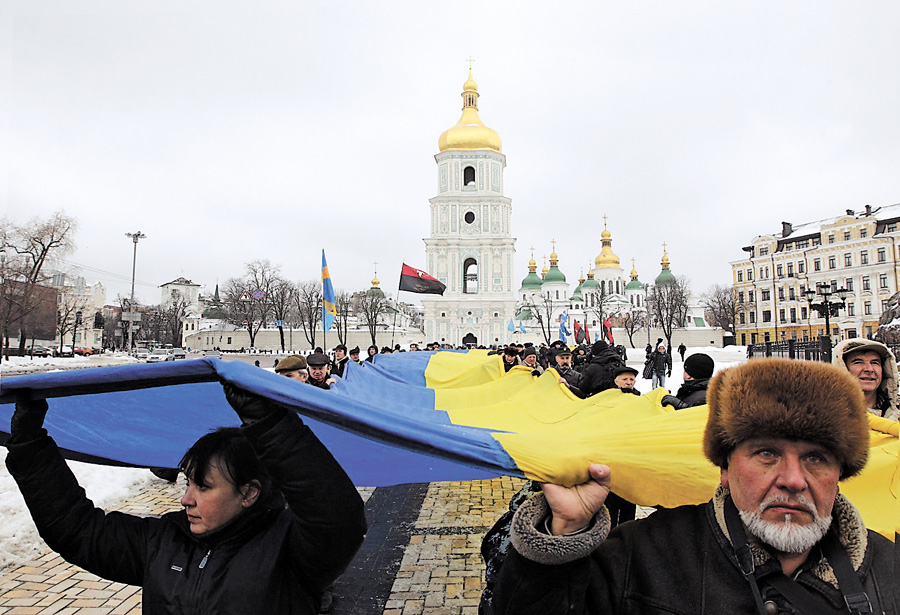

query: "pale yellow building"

left=731, top=203, right=900, bottom=345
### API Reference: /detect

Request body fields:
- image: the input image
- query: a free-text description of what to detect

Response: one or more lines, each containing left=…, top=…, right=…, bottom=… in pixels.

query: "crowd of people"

left=4, top=336, right=898, bottom=615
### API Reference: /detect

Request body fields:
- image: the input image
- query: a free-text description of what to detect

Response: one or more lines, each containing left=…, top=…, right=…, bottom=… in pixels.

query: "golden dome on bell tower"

left=594, top=216, right=621, bottom=269
left=438, top=67, right=502, bottom=153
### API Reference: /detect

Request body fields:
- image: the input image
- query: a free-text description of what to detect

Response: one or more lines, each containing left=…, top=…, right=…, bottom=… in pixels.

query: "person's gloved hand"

left=11, top=394, right=49, bottom=439
left=666, top=371, right=672, bottom=377
left=531, top=369, right=542, bottom=377
left=222, top=383, right=282, bottom=425
left=660, top=394, right=679, bottom=408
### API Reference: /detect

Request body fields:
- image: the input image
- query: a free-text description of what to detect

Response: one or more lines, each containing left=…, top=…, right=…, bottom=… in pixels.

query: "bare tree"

left=648, top=276, right=691, bottom=351
left=223, top=276, right=267, bottom=349
left=518, top=292, right=555, bottom=345
left=161, top=290, right=191, bottom=347
left=335, top=291, right=352, bottom=346
left=702, top=284, right=738, bottom=338
left=357, top=291, right=389, bottom=346
left=294, top=280, right=322, bottom=349
left=620, top=307, right=646, bottom=348
left=56, top=293, right=89, bottom=354
left=1, top=211, right=78, bottom=356
left=266, top=277, right=295, bottom=352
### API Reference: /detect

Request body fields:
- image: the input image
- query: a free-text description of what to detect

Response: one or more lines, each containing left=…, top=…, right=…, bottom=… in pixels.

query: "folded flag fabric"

left=0, top=351, right=895, bottom=539
left=399, top=264, right=446, bottom=295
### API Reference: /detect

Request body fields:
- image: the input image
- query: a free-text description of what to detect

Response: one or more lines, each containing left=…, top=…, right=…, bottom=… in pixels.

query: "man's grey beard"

left=738, top=494, right=832, bottom=554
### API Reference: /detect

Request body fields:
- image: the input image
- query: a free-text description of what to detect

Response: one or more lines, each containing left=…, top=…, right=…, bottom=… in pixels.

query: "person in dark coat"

left=331, top=345, right=349, bottom=378
left=661, top=353, right=713, bottom=409
left=5, top=385, right=367, bottom=615
left=648, top=343, right=672, bottom=389
left=492, top=359, right=897, bottom=615
left=554, top=348, right=583, bottom=393
left=578, top=340, right=626, bottom=397
left=307, top=352, right=337, bottom=389
left=677, top=342, right=687, bottom=361
left=501, top=346, right=521, bottom=373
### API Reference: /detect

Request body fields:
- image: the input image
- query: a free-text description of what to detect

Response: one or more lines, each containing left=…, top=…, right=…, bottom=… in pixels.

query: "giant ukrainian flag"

left=0, top=350, right=896, bottom=539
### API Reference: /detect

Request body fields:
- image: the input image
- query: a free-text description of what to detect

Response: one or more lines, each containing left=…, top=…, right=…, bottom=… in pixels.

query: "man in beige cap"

left=274, top=355, right=308, bottom=383
left=833, top=338, right=899, bottom=420
left=492, top=359, right=897, bottom=614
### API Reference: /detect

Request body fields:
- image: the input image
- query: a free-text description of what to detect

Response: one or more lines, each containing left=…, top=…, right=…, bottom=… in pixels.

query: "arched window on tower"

left=463, top=258, right=478, bottom=294
left=464, top=166, right=475, bottom=186
left=601, top=280, right=606, bottom=294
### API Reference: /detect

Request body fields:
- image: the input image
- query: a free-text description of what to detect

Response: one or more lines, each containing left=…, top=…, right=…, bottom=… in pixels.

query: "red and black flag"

left=399, top=263, right=446, bottom=295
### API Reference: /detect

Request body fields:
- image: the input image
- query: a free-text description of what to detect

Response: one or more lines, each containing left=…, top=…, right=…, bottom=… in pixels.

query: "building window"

left=747, top=269, right=753, bottom=281
left=779, top=309, right=786, bottom=323
left=828, top=234, right=835, bottom=244
left=879, top=273, right=889, bottom=289
left=761, top=289, right=771, bottom=301
left=860, top=251, right=869, bottom=265
left=737, top=270, right=743, bottom=282
left=878, top=247, right=886, bottom=262
left=796, top=239, right=809, bottom=248
left=227, top=336, right=232, bottom=344
left=776, top=264, right=783, bottom=277
left=463, top=166, right=476, bottom=186
left=801, top=306, right=808, bottom=319
left=862, top=276, right=871, bottom=290
left=738, top=291, right=744, bottom=302
left=860, top=228, right=867, bottom=238
left=828, top=256, right=836, bottom=269
left=847, top=303, right=855, bottom=316
left=789, top=307, right=797, bottom=323
left=882, top=299, right=889, bottom=312
left=844, top=231, right=851, bottom=241
left=888, top=223, right=898, bottom=232
left=759, top=246, right=769, bottom=256
left=749, top=311, right=756, bottom=323
left=739, top=312, right=746, bottom=324
left=762, top=310, right=771, bottom=323
left=864, top=301, right=872, bottom=315
left=748, top=291, right=755, bottom=302
left=787, top=263, right=794, bottom=276
left=778, top=288, right=785, bottom=300
left=789, top=287, right=795, bottom=300
left=814, top=259, right=821, bottom=272
left=844, top=253, right=852, bottom=267
left=798, top=261, right=805, bottom=274
left=845, top=278, right=853, bottom=291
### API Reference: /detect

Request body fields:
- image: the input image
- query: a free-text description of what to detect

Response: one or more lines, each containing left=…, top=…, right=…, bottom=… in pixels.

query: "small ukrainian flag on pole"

left=322, top=250, right=336, bottom=333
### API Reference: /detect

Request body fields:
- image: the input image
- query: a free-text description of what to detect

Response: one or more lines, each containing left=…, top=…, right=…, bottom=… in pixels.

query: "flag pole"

left=390, top=277, right=402, bottom=349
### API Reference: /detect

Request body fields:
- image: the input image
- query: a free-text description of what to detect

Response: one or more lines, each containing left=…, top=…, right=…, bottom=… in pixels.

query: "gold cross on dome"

left=602, top=214, right=608, bottom=229
left=530, top=246, right=535, bottom=259
left=632, top=257, right=636, bottom=268
left=662, top=241, right=668, bottom=254
left=551, top=239, right=557, bottom=252
left=466, top=56, right=475, bottom=70
left=373, top=260, right=378, bottom=275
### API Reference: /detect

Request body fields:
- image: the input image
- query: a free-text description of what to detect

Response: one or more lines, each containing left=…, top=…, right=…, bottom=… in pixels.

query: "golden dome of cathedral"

left=594, top=228, right=621, bottom=269
left=438, top=69, right=502, bottom=153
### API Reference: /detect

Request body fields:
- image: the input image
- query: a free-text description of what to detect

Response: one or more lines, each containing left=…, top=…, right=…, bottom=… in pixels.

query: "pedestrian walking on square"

left=648, top=343, right=672, bottom=389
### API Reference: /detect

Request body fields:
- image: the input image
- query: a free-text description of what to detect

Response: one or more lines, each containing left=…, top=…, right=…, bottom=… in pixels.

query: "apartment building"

left=731, top=203, right=900, bottom=345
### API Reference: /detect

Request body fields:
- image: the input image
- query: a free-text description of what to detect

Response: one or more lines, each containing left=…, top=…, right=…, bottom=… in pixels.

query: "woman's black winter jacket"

left=6, top=412, right=367, bottom=614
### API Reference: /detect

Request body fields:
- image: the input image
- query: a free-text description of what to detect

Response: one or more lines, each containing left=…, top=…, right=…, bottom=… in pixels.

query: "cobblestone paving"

left=0, top=477, right=523, bottom=615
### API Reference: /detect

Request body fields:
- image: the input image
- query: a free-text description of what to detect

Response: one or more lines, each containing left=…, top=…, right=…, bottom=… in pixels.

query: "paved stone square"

left=0, top=476, right=526, bottom=614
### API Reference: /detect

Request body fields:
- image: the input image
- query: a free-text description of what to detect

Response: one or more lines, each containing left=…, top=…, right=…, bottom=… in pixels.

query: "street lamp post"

left=803, top=282, right=848, bottom=362
left=125, top=231, right=146, bottom=352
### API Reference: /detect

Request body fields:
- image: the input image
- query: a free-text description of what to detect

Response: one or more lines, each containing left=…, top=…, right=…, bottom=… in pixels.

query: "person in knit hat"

left=492, top=359, right=896, bottom=615
left=661, top=352, right=714, bottom=409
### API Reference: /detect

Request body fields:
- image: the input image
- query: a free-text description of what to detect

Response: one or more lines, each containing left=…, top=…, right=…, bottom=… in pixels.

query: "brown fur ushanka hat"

left=704, top=358, right=869, bottom=479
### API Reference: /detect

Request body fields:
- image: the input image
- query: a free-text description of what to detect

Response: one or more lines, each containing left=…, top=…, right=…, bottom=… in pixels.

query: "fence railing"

left=747, top=338, right=900, bottom=363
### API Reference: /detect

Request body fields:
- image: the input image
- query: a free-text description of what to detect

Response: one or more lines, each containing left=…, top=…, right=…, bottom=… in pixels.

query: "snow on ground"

left=0, top=345, right=749, bottom=573
left=632, top=345, right=748, bottom=394
left=0, top=352, right=140, bottom=374
left=0, top=448, right=157, bottom=572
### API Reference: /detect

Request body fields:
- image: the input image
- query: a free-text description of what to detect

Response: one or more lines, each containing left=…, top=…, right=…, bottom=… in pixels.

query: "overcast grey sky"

left=2, top=1, right=899, bottom=305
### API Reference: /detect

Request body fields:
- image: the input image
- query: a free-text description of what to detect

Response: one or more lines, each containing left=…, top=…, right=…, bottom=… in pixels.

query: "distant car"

left=147, top=349, right=174, bottom=363
left=55, top=345, right=74, bottom=358
left=203, top=350, right=222, bottom=359
left=172, top=347, right=186, bottom=360
left=25, top=345, right=53, bottom=357
left=73, top=347, right=93, bottom=356
left=133, top=348, right=151, bottom=360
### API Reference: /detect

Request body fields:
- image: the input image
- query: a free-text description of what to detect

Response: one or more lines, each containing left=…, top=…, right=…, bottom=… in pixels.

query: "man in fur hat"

left=493, top=359, right=898, bottom=614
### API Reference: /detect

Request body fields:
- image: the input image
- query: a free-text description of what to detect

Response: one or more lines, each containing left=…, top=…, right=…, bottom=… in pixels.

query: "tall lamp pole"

left=125, top=231, right=146, bottom=352
left=803, top=282, right=848, bottom=362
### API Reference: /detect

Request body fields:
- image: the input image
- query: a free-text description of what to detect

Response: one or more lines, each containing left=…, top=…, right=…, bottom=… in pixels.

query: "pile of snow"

left=0, top=449, right=157, bottom=572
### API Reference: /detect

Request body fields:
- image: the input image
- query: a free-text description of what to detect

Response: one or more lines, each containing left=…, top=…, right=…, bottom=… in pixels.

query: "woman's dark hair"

left=179, top=427, right=278, bottom=508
